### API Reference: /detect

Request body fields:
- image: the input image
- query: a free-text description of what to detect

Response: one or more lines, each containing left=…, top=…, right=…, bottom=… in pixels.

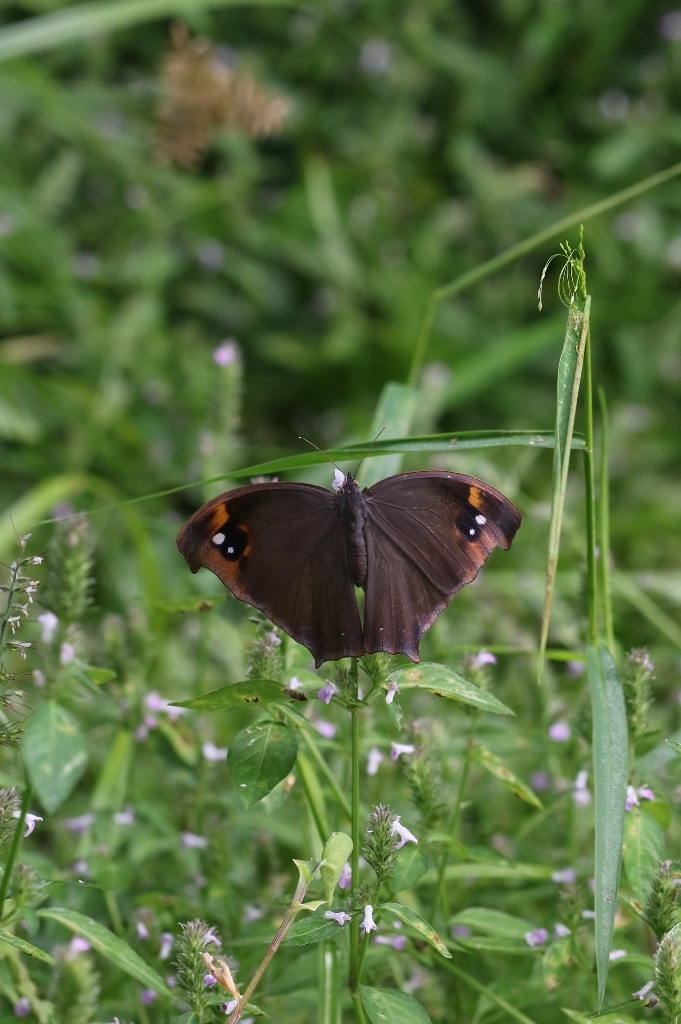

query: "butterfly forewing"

left=361, top=472, right=521, bottom=660
left=177, top=483, right=363, bottom=666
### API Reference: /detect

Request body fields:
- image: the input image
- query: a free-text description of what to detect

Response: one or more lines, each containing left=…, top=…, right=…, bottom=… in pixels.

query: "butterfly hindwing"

left=176, top=483, right=363, bottom=666
left=361, top=472, right=522, bottom=660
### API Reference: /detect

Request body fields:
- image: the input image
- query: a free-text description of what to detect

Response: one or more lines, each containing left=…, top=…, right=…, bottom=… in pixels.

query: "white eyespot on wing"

left=475, top=514, right=487, bottom=525
left=469, top=528, right=476, bottom=536
left=212, top=533, right=226, bottom=545
left=227, top=546, right=235, bottom=554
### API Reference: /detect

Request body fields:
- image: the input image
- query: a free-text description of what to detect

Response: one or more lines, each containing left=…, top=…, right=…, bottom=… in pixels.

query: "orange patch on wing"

left=467, top=485, right=484, bottom=511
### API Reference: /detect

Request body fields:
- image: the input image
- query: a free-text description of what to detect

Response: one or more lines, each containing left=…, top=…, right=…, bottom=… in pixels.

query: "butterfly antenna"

left=298, top=437, right=344, bottom=476
left=354, top=426, right=386, bottom=477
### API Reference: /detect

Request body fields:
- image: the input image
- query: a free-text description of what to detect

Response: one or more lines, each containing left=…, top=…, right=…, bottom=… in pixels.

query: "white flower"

left=633, top=981, right=655, bottom=1001
left=65, top=813, right=94, bottom=835
left=202, top=741, right=228, bottom=762
left=609, top=949, right=627, bottom=961
left=332, top=469, right=345, bottom=493
left=572, top=770, right=592, bottom=807
left=32, top=670, right=46, bottom=688
left=367, top=747, right=383, bottom=776
left=180, top=831, right=208, bottom=850
left=114, top=806, right=135, bottom=826
left=471, top=649, right=497, bottom=669
left=390, top=742, right=415, bottom=761
left=391, top=816, right=418, bottom=849
left=37, top=611, right=59, bottom=644
left=159, top=933, right=174, bottom=960
left=14, top=811, right=42, bottom=837
left=552, top=868, right=576, bottom=884
left=625, top=785, right=639, bottom=811
left=60, top=642, right=75, bottom=665
left=360, top=905, right=377, bottom=933
left=287, top=676, right=303, bottom=690
left=554, top=923, right=571, bottom=938
left=136, top=921, right=149, bottom=940
left=385, top=681, right=399, bottom=705
left=325, top=910, right=352, bottom=926
left=213, top=340, right=238, bottom=366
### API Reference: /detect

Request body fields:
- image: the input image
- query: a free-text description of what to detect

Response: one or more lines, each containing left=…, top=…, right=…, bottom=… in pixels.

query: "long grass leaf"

left=597, top=388, right=615, bottom=652
left=0, top=472, right=90, bottom=557
left=587, top=644, right=628, bottom=1004
left=537, top=298, right=591, bottom=685
left=0, top=0, right=291, bottom=62
left=612, top=573, right=681, bottom=649
left=357, top=381, right=419, bottom=488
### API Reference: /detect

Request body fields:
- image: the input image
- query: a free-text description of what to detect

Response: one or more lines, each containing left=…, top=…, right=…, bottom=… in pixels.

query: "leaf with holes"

left=228, top=721, right=298, bottom=807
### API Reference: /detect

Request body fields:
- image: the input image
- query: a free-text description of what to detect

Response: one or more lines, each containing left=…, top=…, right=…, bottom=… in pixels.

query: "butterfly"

left=177, top=470, right=521, bottom=668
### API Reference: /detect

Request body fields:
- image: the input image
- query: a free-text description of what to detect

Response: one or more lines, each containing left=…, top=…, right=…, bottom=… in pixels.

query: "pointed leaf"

left=359, top=986, right=432, bottom=1024
left=91, top=729, right=134, bottom=812
left=393, top=664, right=514, bottom=715
left=320, top=832, right=353, bottom=905
left=471, top=744, right=542, bottom=808
left=0, top=930, right=55, bottom=964
left=37, top=908, right=173, bottom=997
left=450, top=907, right=534, bottom=939
left=588, top=644, right=628, bottom=1004
left=283, top=908, right=347, bottom=946
left=666, top=739, right=681, bottom=756
left=23, top=701, right=88, bottom=813
left=390, top=846, right=428, bottom=891
left=228, top=721, right=298, bottom=807
left=174, top=680, right=306, bottom=712
left=380, top=903, right=451, bottom=958
left=356, top=381, right=419, bottom=488
left=622, top=806, right=664, bottom=903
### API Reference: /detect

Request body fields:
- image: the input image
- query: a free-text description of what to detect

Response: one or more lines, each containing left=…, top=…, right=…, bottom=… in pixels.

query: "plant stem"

left=431, top=714, right=479, bottom=922
left=0, top=782, right=32, bottom=921
left=407, top=161, right=681, bottom=386
left=597, top=387, right=615, bottom=654
left=349, top=703, right=361, bottom=995
left=296, top=723, right=352, bottom=820
left=583, top=326, right=599, bottom=648
left=351, top=989, right=369, bottom=1024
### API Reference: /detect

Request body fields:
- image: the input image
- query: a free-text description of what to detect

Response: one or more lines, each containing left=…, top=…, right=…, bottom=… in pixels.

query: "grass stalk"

left=597, top=387, right=615, bottom=654
left=0, top=782, right=32, bottom=921
left=348, top=700, right=361, bottom=998
left=583, top=327, right=599, bottom=647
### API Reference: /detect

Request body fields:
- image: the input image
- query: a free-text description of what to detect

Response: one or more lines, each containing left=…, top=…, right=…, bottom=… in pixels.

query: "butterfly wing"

left=362, top=472, right=522, bottom=660
left=177, top=482, right=363, bottom=666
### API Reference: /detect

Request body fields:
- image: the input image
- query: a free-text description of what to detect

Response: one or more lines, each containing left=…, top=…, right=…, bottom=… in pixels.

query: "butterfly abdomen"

left=338, top=474, right=368, bottom=588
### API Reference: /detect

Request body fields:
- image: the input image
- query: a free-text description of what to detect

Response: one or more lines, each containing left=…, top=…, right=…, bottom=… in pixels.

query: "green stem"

left=356, top=930, right=370, bottom=987
left=297, top=725, right=352, bottom=820
left=431, top=714, right=479, bottom=922
left=349, top=704, right=361, bottom=995
left=407, top=160, right=681, bottom=386
left=583, top=327, right=599, bottom=647
left=0, top=783, right=32, bottom=921
left=597, top=387, right=615, bottom=654
left=430, top=955, right=541, bottom=1024
left=351, top=989, right=369, bottom=1024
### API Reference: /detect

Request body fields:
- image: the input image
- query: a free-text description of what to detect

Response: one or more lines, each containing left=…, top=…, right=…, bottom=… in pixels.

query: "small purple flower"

left=325, top=910, right=352, bottom=926
left=242, top=905, right=264, bottom=924
left=367, top=747, right=383, bottom=776
left=135, top=724, right=149, bottom=742
left=530, top=771, right=551, bottom=792
left=317, top=681, right=339, bottom=705
left=145, top=691, right=186, bottom=722
left=204, top=973, right=217, bottom=988
left=67, top=936, right=91, bottom=956
left=391, top=817, right=418, bottom=849
left=338, top=862, right=352, bottom=890
left=609, top=949, right=627, bottom=961
left=625, top=785, right=639, bottom=811
left=566, top=660, right=585, bottom=677
left=451, top=924, right=471, bottom=938
left=136, top=921, right=150, bottom=941
left=114, top=806, right=135, bottom=826
left=332, top=470, right=345, bottom=493
left=72, top=859, right=89, bottom=877
left=373, top=934, right=407, bottom=950
left=38, top=611, right=59, bottom=643
left=390, top=742, right=414, bottom=760
left=385, top=681, right=399, bottom=705
left=60, top=642, right=75, bottom=665
left=549, top=721, right=571, bottom=743
left=572, top=770, right=592, bottom=807
left=471, top=649, right=497, bottom=670
left=13, top=997, right=30, bottom=1016
left=181, top=831, right=208, bottom=850
left=204, top=927, right=221, bottom=947
left=554, top=923, right=571, bottom=938
left=524, top=928, right=549, bottom=948
left=221, top=1000, right=238, bottom=1015
left=14, top=811, right=42, bottom=837
left=360, top=905, right=377, bottom=933
left=660, top=11, right=681, bottom=40
left=633, top=980, right=655, bottom=1001
left=315, top=720, right=336, bottom=740
left=552, top=867, right=576, bottom=884
left=203, top=741, right=228, bottom=762
left=638, top=784, right=655, bottom=802
left=213, top=340, right=238, bottom=366
left=65, top=813, right=95, bottom=835
left=140, top=987, right=157, bottom=1004
left=287, top=676, right=303, bottom=690
left=159, top=933, right=174, bottom=960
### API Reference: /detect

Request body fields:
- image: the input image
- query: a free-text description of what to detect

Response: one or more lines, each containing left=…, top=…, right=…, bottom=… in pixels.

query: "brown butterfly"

left=177, top=470, right=521, bottom=667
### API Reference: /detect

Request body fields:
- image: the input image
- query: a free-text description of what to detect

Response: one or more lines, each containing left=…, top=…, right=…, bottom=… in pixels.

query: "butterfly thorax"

left=338, top=474, right=368, bottom=588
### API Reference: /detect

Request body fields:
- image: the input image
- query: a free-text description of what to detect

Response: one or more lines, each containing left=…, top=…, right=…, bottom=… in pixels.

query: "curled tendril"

left=538, top=226, right=587, bottom=311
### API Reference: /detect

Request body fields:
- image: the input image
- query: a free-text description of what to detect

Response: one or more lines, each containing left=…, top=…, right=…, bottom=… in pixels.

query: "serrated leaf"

left=22, top=701, right=88, bottom=813
left=359, top=986, right=432, bottom=1024
left=320, top=832, right=353, bottom=904
left=471, top=744, right=542, bottom=808
left=622, top=806, right=664, bottom=903
left=380, top=903, right=451, bottom=958
left=393, top=664, right=514, bottom=715
left=588, top=645, right=628, bottom=1004
left=37, top=908, right=173, bottom=997
left=228, top=721, right=298, bottom=807
left=0, top=930, right=55, bottom=964
left=173, top=680, right=303, bottom=712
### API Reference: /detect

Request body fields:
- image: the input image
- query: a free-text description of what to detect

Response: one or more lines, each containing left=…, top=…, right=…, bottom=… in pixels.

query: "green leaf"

left=359, top=986, right=432, bottom=1024
left=356, top=381, right=419, bottom=488
left=380, top=903, right=451, bottom=958
left=228, top=721, right=298, bottom=807
left=0, top=473, right=90, bottom=560
left=91, top=729, right=133, bottom=811
left=587, top=644, right=628, bottom=1004
left=419, top=861, right=553, bottom=885
left=0, top=930, right=55, bottom=964
left=622, top=806, right=664, bottom=903
left=174, top=680, right=304, bottom=712
left=82, top=666, right=116, bottom=685
left=666, top=739, right=681, bottom=756
left=156, top=720, right=198, bottom=767
left=37, top=908, right=173, bottom=997
left=283, top=908, right=345, bottom=946
left=320, top=832, right=353, bottom=905
left=171, top=1014, right=200, bottom=1024
left=453, top=935, right=535, bottom=955
left=22, top=701, right=88, bottom=813
left=390, top=845, right=428, bottom=891
left=392, top=663, right=514, bottom=715
left=450, top=907, right=534, bottom=939
left=471, top=744, right=542, bottom=808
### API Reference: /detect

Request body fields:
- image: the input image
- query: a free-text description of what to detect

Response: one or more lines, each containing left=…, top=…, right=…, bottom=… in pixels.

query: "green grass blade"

left=0, top=930, right=55, bottom=964
left=587, top=644, right=628, bottom=1005
left=597, top=388, right=615, bottom=652
left=0, top=472, right=90, bottom=558
left=612, top=573, right=681, bottom=650
left=434, top=959, right=541, bottom=1024
left=356, top=381, right=419, bottom=488
left=537, top=298, right=591, bottom=685
left=0, top=0, right=291, bottom=63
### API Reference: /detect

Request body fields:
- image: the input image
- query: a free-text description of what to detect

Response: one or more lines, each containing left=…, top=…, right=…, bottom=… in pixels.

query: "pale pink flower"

left=315, top=720, right=336, bottom=739
left=159, top=933, right=174, bottom=960
left=390, top=742, right=414, bottom=760
left=338, top=862, right=352, bottom=890
left=65, top=813, right=94, bottom=835
left=471, top=650, right=496, bottom=670
left=180, top=831, right=208, bottom=850
left=136, top=921, right=149, bottom=941
left=203, top=741, right=228, bottom=762
left=114, top=806, right=135, bottom=826
left=554, top=923, right=571, bottom=938
left=317, top=681, right=339, bottom=705
left=626, top=785, right=639, bottom=811
left=60, top=642, right=75, bottom=664
left=385, top=681, right=399, bottom=705
left=15, top=811, right=42, bottom=837
left=391, top=817, right=418, bottom=849
left=360, top=905, right=377, bottom=933
left=549, top=721, right=571, bottom=743
left=552, top=867, right=576, bottom=884
left=325, top=910, right=351, bottom=926
left=524, top=928, right=549, bottom=947
left=37, top=611, right=59, bottom=643
left=373, top=934, right=407, bottom=950
left=366, top=747, right=383, bottom=776
left=213, top=339, right=238, bottom=366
